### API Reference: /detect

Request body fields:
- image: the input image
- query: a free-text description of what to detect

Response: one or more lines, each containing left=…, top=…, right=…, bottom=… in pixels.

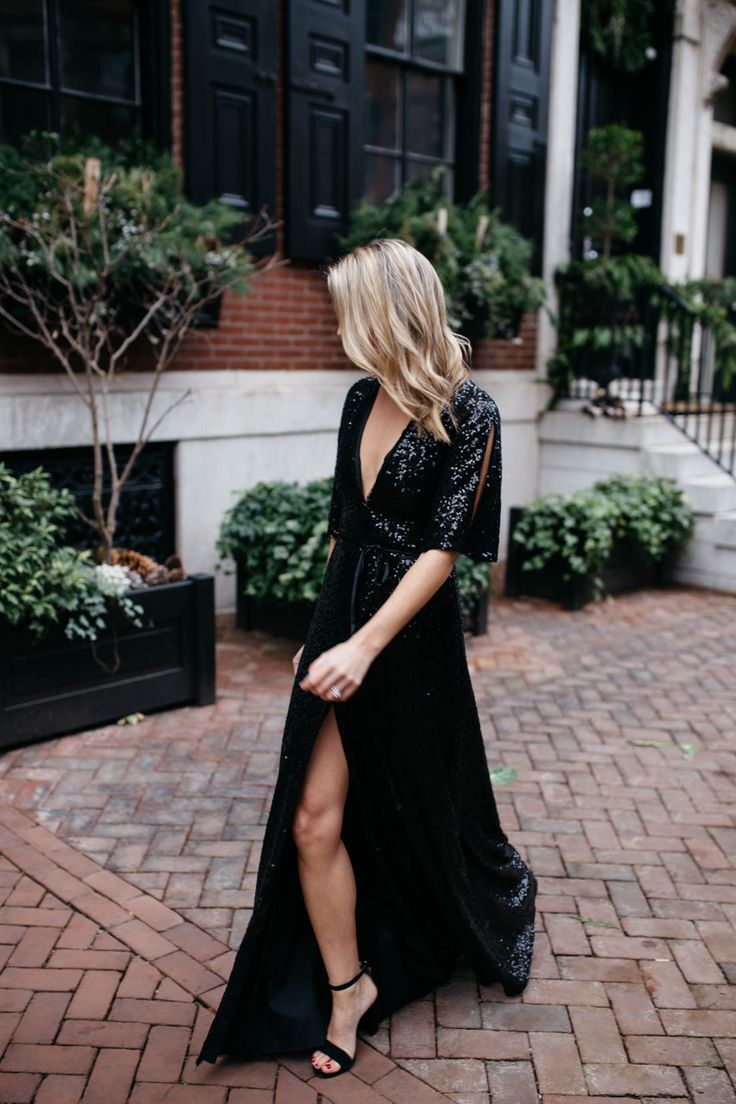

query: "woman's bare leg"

left=291, top=705, right=378, bottom=1074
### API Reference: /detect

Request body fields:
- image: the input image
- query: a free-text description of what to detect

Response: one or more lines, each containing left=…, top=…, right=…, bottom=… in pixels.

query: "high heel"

left=312, top=958, right=380, bottom=1079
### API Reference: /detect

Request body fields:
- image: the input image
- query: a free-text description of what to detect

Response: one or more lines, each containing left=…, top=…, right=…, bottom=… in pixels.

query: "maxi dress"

left=197, top=373, right=537, bottom=1066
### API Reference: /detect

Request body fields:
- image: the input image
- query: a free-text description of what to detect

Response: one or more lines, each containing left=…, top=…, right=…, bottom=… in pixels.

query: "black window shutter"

left=491, top=0, right=553, bottom=274
left=140, top=0, right=172, bottom=151
left=183, top=0, right=277, bottom=255
left=286, top=0, right=365, bottom=262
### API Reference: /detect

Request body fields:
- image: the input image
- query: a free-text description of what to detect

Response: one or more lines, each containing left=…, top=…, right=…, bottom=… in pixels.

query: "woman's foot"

left=311, top=969, right=378, bottom=1074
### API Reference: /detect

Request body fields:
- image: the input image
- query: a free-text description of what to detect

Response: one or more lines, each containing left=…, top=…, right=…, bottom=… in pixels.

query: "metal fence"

left=566, top=283, right=736, bottom=480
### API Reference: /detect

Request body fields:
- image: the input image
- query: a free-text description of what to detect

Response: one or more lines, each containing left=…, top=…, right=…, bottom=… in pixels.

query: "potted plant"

left=0, top=464, right=216, bottom=748
left=336, top=168, right=546, bottom=342
left=0, top=134, right=276, bottom=746
left=505, top=473, right=694, bottom=609
left=218, top=478, right=494, bottom=638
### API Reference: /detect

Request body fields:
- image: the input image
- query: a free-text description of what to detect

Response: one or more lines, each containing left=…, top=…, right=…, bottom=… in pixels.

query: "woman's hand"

left=298, top=636, right=380, bottom=702
left=292, top=644, right=304, bottom=675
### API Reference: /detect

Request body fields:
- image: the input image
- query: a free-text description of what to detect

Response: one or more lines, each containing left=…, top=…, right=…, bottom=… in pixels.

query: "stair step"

left=712, top=510, right=736, bottom=551
left=645, top=443, right=717, bottom=481
left=679, top=475, right=736, bottom=515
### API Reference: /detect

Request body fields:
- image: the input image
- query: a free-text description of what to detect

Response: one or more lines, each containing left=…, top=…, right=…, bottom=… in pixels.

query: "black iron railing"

left=565, top=283, right=736, bottom=480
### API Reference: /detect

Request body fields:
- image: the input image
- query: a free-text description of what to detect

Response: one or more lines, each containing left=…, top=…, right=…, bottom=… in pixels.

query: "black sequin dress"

left=197, top=374, right=537, bottom=1066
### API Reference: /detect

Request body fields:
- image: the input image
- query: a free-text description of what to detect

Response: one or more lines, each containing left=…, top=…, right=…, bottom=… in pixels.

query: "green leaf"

left=489, top=766, right=518, bottom=786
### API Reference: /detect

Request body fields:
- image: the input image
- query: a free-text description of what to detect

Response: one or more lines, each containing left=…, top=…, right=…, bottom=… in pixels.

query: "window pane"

left=366, top=0, right=408, bottom=53
left=0, top=84, right=50, bottom=143
left=413, top=0, right=465, bottom=68
left=364, top=153, right=401, bottom=204
left=62, top=95, right=139, bottom=144
left=406, top=159, right=452, bottom=196
left=366, top=59, right=401, bottom=151
left=59, top=0, right=137, bottom=101
left=0, top=0, right=47, bottom=83
left=406, top=71, right=452, bottom=159
left=714, top=56, right=736, bottom=126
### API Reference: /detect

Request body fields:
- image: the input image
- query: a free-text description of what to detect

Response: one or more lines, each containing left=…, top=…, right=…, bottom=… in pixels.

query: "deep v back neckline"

left=356, top=378, right=414, bottom=506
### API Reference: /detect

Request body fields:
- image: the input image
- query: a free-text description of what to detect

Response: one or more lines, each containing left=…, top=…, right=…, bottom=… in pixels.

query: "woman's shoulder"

left=450, top=377, right=500, bottom=427
left=344, top=375, right=375, bottom=406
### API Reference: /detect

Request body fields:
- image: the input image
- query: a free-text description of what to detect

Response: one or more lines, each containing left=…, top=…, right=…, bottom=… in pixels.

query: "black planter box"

left=504, top=506, right=670, bottom=611
left=0, top=574, right=216, bottom=750
left=235, top=560, right=489, bottom=639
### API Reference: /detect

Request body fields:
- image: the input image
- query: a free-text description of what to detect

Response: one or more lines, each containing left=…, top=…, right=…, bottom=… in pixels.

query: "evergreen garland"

left=582, top=0, right=656, bottom=73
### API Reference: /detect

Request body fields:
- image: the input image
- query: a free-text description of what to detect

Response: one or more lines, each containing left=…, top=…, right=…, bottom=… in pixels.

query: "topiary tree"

left=580, top=124, right=646, bottom=259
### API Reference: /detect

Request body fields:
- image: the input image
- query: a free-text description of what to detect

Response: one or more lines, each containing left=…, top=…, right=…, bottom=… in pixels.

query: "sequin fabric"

left=197, top=375, right=537, bottom=1067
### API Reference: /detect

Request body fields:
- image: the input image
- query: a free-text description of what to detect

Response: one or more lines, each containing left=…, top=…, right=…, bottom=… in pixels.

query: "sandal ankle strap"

left=328, top=958, right=371, bottom=990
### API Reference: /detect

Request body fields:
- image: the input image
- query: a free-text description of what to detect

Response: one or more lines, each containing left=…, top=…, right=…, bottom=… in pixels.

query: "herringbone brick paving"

left=0, top=584, right=734, bottom=1102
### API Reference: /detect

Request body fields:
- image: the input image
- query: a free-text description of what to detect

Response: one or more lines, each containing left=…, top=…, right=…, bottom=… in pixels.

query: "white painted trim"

left=537, top=0, right=582, bottom=383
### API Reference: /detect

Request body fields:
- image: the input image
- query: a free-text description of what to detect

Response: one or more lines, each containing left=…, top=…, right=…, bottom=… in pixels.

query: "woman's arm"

left=299, top=423, right=495, bottom=701
left=298, top=547, right=459, bottom=700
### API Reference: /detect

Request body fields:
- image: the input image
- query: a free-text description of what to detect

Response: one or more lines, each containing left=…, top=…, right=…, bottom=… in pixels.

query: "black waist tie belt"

left=337, top=534, right=421, bottom=638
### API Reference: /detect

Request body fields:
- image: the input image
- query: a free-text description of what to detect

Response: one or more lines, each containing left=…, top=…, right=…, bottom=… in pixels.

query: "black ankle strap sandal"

left=327, top=958, right=372, bottom=990
left=313, top=959, right=380, bottom=1079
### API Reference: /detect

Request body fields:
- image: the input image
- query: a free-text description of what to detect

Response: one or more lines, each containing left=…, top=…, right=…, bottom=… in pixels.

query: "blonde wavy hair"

left=326, top=238, right=471, bottom=443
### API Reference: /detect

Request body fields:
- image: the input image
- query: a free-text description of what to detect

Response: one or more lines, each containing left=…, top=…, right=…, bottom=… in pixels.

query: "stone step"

left=712, top=509, right=736, bottom=551
left=643, top=442, right=719, bottom=481
left=539, top=408, right=683, bottom=449
left=679, top=474, right=736, bottom=515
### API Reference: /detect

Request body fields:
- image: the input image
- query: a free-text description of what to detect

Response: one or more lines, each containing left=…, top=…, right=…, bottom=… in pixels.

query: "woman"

left=197, top=238, right=537, bottom=1078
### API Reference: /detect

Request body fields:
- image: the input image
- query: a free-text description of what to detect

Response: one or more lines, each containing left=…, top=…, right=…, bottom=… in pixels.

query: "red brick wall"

left=0, top=0, right=535, bottom=376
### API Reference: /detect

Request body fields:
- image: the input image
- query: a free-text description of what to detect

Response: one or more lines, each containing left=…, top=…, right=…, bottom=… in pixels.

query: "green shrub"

left=218, top=479, right=335, bottom=605
left=0, top=131, right=252, bottom=314
left=548, top=253, right=665, bottom=399
left=0, top=463, right=145, bottom=642
left=217, top=477, right=492, bottom=613
left=337, top=168, right=546, bottom=340
left=680, top=276, right=736, bottom=392
left=511, top=473, right=694, bottom=598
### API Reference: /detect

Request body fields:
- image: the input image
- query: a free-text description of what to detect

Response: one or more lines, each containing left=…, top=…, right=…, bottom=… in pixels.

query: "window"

left=714, top=53, right=736, bottom=127
left=0, top=0, right=169, bottom=147
left=364, top=0, right=466, bottom=203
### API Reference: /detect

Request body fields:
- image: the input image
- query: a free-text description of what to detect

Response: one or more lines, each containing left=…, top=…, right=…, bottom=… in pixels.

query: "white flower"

left=94, top=562, right=131, bottom=597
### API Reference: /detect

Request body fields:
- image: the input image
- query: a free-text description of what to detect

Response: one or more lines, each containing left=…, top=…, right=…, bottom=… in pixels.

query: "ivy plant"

left=511, top=473, right=694, bottom=598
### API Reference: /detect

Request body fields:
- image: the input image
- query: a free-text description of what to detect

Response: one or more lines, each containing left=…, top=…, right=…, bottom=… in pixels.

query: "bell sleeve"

left=419, top=386, right=502, bottom=562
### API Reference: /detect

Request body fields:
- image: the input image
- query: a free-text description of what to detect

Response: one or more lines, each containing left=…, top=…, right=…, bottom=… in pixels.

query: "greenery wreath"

left=582, top=0, right=657, bottom=73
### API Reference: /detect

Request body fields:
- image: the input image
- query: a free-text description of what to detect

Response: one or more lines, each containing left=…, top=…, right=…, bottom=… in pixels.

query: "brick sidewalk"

left=0, top=585, right=735, bottom=1103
